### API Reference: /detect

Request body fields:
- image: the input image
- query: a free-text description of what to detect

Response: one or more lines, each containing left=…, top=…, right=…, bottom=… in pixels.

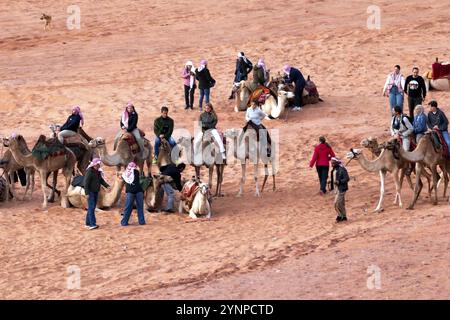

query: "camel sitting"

left=178, top=179, right=212, bottom=219
left=89, top=136, right=152, bottom=176
left=261, top=89, right=295, bottom=119
left=8, top=134, right=76, bottom=210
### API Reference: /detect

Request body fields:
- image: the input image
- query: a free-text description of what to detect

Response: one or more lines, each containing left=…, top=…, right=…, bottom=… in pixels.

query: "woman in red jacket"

left=309, top=136, right=335, bottom=195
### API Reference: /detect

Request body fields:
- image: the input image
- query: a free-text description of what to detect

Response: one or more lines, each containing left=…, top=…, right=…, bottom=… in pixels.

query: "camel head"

left=278, top=90, right=295, bottom=100
left=2, top=137, right=10, bottom=147
left=198, top=182, right=210, bottom=196
left=361, top=137, right=378, bottom=149
left=88, top=137, right=105, bottom=148
left=346, top=148, right=362, bottom=160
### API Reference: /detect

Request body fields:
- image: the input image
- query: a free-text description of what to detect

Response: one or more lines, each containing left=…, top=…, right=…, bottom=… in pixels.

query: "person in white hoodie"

left=383, top=65, right=405, bottom=115
left=390, top=105, right=414, bottom=151
left=182, top=61, right=196, bottom=109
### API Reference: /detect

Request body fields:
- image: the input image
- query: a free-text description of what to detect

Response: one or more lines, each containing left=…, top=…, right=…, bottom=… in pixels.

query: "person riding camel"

left=194, top=102, right=227, bottom=161
left=153, top=106, right=177, bottom=164
left=114, top=102, right=147, bottom=159
left=283, top=64, right=306, bottom=111
left=390, top=105, right=414, bottom=151
left=57, top=106, right=84, bottom=144
left=242, top=95, right=272, bottom=156
left=247, top=58, right=269, bottom=93
left=229, top=52, right=253, bottom=100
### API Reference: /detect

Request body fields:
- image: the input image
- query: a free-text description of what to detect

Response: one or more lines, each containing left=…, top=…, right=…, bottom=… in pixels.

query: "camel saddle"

left=122, top=130, right=146, bottom=154
left=431, top=130, right=449, bottom=157
left=180, top=179, right=200, bottom=207
left=32, top=135, right=67, bottom=160
left=247, top=85, right=276, bottom=108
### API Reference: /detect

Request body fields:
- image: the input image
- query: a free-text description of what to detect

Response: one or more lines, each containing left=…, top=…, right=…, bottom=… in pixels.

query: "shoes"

left=293, top=106, right=303, bottom=111
left=319, top=190, right=325, bottom=196
left=88, top=225, right=99, bottom=230
left=164, top=209, right=175, bottom=213
left=335, top=216, right=347, bottom=223
left=190, top=106, right=194, bottom=110
left=185, top=106, right=190, bottom=110
left=147, top=208, right=158, bottom=213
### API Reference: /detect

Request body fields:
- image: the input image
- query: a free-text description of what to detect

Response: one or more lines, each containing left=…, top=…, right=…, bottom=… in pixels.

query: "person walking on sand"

left=195, top=60, right=216, bottom=112
left=121, top=162, right=146, bottom=226
left=330, top=157, right=349, bottom=223
left=382, top=64, right=405, bottom=115
left=309, top=136, right=335, bottom=195
left=404, top=66, right=427, bottom=121
left=182, top=61, right=196, bottom=109
left=84, top=158, right=110, bottom=230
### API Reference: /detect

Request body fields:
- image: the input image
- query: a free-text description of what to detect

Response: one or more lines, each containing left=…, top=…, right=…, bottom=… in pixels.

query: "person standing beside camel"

left=153, top=106, right=176, bottom=163
left=195, top=60, right=216, bottom=112
left=404, top=67, right=427, bottom=120
left=309, top=136, right=335, bottom=195
left=121, top=162, right=146, bottom=226
left=58, top=106, right=84, bottom=144
left=427, top=100, right=450, bottom=154
left=84, top=158, right=110, bottom=230
left=382, top=65, right=405, bottom=115
left=283, top=64, right=306, bottom=111
left=330, top=157, right=349, bottom=223
left=158, top=163, right=186, bottom=213
left=182, top=61, right=196, bottom=109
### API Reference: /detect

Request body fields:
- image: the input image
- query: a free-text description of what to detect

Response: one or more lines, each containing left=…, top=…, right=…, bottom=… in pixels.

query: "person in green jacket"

left=84, top=158, right=110, bottom=230
left=193, top=103, right=226, bottom=164
left=154, top=106, right=176, bottom=162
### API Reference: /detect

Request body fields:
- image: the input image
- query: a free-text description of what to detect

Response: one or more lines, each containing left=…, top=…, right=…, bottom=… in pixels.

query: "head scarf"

left=185, top=61, right=196, bottom=88
left=238, top=52, right=249, bottom=65
left=185, top=60, right=194, bottom=68
left=283, top=64, right=291, bottom=75
left=122, top=161, right=137, bottom=184
left=72, top=106, right=84, bottom=126
left=331, top=157, right=344, bottom=167
left=257, top=58, right=267, bottom=75
left=87, top=158, right=108, bottom=184
left=121, top=102, right=134, bottom=129
left=197, top=59, right=207, bottom=72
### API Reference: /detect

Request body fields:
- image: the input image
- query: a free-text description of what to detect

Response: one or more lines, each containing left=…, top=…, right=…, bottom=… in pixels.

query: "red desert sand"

left=0, top=0, right=449, bottom=299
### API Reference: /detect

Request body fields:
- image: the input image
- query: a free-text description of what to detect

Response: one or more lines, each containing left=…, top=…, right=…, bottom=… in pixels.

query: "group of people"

left=181, top=60, right=216, bottom=111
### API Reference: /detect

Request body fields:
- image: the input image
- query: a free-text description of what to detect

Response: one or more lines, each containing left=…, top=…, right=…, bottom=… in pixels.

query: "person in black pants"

left=309, top=136, right=336, bottom=195
left=181, top=61, right=196, bottom=109
left=121, top=162, right=146, bottom=226
left=283, top=64, right=306, bottom=111
left=404, top=66, right=427, bottom=121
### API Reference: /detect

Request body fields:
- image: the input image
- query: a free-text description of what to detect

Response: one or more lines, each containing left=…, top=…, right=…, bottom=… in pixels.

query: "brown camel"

left=177, top=134, right=225, bottom=197
left=156, top=137, right=176, bottom=168
left=224, top=128, right=276, bottom=197
left=8, top=134, right=76, bottom=210
left=89, top=134, right=152, bottom=175
left=396, top=133, right=450, bottom=209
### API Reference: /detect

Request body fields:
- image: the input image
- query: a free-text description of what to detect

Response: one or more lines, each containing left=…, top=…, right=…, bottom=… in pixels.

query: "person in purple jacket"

left=181, top=61, right=196, bottom=109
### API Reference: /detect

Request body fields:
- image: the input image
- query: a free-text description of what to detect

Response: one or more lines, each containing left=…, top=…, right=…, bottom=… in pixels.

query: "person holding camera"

left=195, top=59, right=216, bottom=112
left=182, top=61, right=196, bottom=110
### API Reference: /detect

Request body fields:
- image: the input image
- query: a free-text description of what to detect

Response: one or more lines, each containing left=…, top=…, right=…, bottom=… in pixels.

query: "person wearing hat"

left=330, top=157, right=349, bottom=223
left=84, top=158, right=110, bottom=230
left=57, top=105, right=84, bottom=144
left=182, top=61, right=196, bottom=109
left=195, top=60, right=216, bottom=112
left=391, top=105, right=414, bottom=151
left=427, top=100, right=450, bottom=153
left=242, top=95, right=272, bottom=156
left=229, top=52, right=253, bottom=100
left=283, top=64, right=306, bottom=111
left=121, top=162, right=146, bottom=226
left=248, top=58, right=269, bottom=92
left=309, top=136, right=335, bottom=195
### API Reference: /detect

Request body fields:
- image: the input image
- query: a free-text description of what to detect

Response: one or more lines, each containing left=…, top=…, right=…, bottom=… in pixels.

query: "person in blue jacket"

left=413, top=105, right=427, bottom=143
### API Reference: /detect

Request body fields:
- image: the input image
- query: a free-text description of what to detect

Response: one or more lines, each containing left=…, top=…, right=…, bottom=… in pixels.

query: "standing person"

left=427, top=100, right=450, bottom=154
left=114, top=102, right=147, bottom=159
left=309, top=136, right=335, bottom=195
left=153, top=106, right=177, bottom=163
left=84, top=158, right=110, bottom=230
left=121, top=162, right=146, bottom=226
left=382, top=65, right=405, bottom=114
left=330, top=157, right=349, bottom=223
left=58, top=105, right=84, bottom=143
left=194, top=102, right=227, bottom=161
left=391, top=105, right=414, bottom=151
left=159, top=163, right=186, bottom=213
left=195, top=60, right=216, bottom=112
left=229, top=52, right=253, bottom=99
left=182, top=61, right=196, bottom=109
left=404, top=66, right=427, bottom=121
left=283, top=64, right=306, bottom=111
left=413, top=105, right=427, bottom=143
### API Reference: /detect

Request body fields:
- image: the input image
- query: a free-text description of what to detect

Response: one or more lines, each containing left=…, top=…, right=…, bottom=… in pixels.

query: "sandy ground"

left=0, top=0, right=449, bottom=299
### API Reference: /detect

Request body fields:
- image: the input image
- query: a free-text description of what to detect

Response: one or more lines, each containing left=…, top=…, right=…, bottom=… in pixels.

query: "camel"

left=261, top=90, right=295, bottom=119
left=88, top=135, right=152, bottom=175
left=178, top=181, right=212, bottom=219
left=8, top=134, right=76, bottom=210
left=1, top=138, right=35, bottom=201
left=224, top=127, right=276, bottom=197
left=177, top=134, right=225, bottom=197
left=396, top=133, right=450, bottom=209
left=0, top=176, right=8, bottom=202
left=423, top=71, right=450, bottom=91
left=156, top=137, right=176, bottom=168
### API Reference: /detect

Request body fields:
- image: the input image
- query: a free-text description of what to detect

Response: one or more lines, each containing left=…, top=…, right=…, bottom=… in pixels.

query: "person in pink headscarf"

left=181, top=61, right=196, bottom=109
left=195, top=59, right=216, bottom=111
left=57, top=106, right=84, bottom=143
left=114, top=102, right=147, bottom=159
left=248, top=58, right=270, bottom=92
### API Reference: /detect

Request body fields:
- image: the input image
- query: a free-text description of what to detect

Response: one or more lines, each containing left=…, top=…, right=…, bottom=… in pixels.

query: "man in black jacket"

left=84, top=158, right=110, bottom=230
left=114, top=103, right=147, bottom=159
left=121, top=162, right=146, bottom=226
left=404, top=67, right=427, bottom=120
left=229, top=52, right=253, bottom=99
left=195, top=60, right=216, bottom=111
left=283, top=64, right=306, bottom=111
left=158, top=163, right=186, bottom=213
left=427, top=100, right=450, bottom=154
left=331, top=157, right=349, bottom=223
left=57, top=106, right=84, bottom=143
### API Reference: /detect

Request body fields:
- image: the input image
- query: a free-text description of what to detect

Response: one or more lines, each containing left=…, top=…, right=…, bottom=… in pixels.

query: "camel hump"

left=32, top=135, right=66, bottom=160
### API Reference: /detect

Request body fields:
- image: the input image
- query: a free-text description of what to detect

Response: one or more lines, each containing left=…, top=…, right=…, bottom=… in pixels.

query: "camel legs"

left=237, top=162, right=246, bottom=197
left=214, top=164, right=224, bottom=197
left=407, top=163, right=425, bottom=210
left=392, top=168, right=402, bottom=208
left=261, top=164, right=268, bottom=193
left=47, top=171, right=59, bottom=202
left=6, top=172, right=16, bottom=202
left=208, top=166, right=214, bottom=190
left=60, top=168, right=72, bottom=208
left=374, top=170, right=386, bottom=213
left=254, top=163, right=260, bottom=197
left=22, top=169, right=35, bottom=201
left=39, top=170, right=48, bottom=210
